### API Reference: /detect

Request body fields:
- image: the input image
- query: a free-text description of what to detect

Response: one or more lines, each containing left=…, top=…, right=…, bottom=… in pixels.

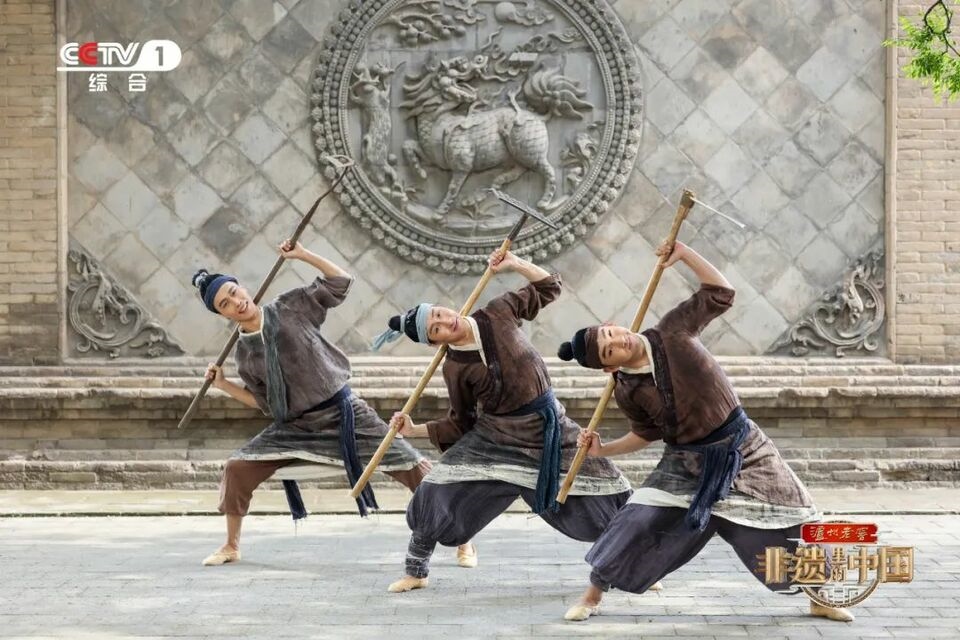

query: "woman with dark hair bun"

left=556, top=239, right=853, bottom=624
left=191, top=239, right=436, bottom=567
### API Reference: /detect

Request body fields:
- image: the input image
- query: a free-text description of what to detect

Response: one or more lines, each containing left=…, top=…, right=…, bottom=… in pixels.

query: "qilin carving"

left=67, top=246, right=184, bottom=359
left=312, top=0, right=643, bottom=272
left=769, top=249, right=886, bottom=358
left=400, top=54, right=593, bottom=220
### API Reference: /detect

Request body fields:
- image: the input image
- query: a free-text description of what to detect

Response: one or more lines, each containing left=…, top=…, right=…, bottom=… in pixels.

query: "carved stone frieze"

left=769, top=249, right=886, bottom=358
left=312, top=0, right=643, bottom=273
left=67, top=245, right=184, bottom=359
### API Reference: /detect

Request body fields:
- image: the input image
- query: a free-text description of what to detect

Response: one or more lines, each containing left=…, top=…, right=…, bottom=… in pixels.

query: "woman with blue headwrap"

left=191, top=239, right=432, bottom=567
left=374, top=248, right=633, bottom=594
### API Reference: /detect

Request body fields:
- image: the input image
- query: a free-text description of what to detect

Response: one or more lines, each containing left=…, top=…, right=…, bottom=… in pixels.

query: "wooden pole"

left=177, top=157, right=354, bottom=430
left=556, top=190, right=697, bottom=503
left=348, top=220, right=528, bottom=499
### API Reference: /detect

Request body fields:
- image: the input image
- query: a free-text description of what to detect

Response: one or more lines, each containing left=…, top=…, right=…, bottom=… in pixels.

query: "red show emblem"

left=801, top=523, right=878, bottom=544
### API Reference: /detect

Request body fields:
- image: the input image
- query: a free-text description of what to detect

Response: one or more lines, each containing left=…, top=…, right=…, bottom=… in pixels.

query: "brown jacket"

left=236, top=275, right=354, bottom=419
left=614, top=283, right=738, bottom=445
left=619, top=284, right=814, bottom=508
left=426, top=274, right=562, bottom=451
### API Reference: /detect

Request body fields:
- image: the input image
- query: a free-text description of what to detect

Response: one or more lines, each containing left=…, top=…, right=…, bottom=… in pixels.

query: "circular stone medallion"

left=312, top=0, right=643, bottom=273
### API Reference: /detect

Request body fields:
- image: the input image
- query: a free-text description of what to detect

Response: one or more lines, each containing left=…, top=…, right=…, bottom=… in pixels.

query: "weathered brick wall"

left=0, top=0, right=60, bottom=365
left=894, top=2, right=960, bottom=363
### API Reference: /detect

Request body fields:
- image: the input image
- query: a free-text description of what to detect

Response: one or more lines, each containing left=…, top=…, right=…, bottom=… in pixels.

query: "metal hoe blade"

left=689, top=196, right=747, bottom=229
left=489, top=188, right=560, bottom=230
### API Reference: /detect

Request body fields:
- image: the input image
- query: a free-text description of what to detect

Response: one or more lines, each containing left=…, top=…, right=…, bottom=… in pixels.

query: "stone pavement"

left=1, top=487, right=959, bottom=516
left=1, top=508, right=958, bottom=639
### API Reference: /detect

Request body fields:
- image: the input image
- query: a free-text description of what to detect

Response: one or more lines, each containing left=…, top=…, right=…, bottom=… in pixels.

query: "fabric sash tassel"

left=325, top=385, right=379, bottom=516
left=671, top=406, right=750, bottom=531
left=500, top=389, right=561, bottom=515
left=282, top=479, right=307, bottom=521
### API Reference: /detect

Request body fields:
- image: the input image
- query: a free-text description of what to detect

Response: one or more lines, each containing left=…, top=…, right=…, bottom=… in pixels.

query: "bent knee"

left=222, top=458, right=248, bottom=478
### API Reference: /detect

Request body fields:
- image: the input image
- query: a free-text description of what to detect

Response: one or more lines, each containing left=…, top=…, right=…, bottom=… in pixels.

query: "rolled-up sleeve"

left=289, top=275, right=354, bottom=326
left=629, top=416, right=663, bottom=443
left=656, top=284, right=735, bottom=336
left=615, top=377, right=663, bottom=442
left=237, top=369, right=272, bottom=417
left=302, top=275, right=353, bottom=309
left=487, top=273, right=562, bottom=324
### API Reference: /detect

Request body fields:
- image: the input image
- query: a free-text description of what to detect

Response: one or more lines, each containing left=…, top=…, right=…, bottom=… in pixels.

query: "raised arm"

left=656, top=240, right=735, bottom=336
left=280, top=239, right=350, bottom=279
left=660, top=240, right=731, bottom=289
left=485, top=249, right=561, bottom=322
left=489, top=248, right=551, bottom=283
left=276, top=240, right=353, bottom=315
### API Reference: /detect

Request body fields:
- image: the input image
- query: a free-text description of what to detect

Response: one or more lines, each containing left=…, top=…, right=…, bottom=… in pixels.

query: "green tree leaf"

left=884, top=1, right=960, bottom=100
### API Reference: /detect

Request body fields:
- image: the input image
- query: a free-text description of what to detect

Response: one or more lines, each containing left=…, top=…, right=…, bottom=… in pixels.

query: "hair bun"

left=557, top=341, right=575, bottom=361
left=388, top=315, right=402, bottom=332
left=191, top=269, right=209, bottom=290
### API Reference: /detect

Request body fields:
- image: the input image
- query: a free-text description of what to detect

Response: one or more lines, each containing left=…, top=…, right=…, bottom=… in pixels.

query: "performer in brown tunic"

left=373, top=249, right=634, bottom=594
left=557, top=239, right=853, bottom=623
left=192, top=240, right=435, bottom=567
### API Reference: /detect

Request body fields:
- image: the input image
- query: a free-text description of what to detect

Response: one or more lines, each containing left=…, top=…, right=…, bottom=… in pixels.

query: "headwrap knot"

left=372, top=303, right=434, bottom=350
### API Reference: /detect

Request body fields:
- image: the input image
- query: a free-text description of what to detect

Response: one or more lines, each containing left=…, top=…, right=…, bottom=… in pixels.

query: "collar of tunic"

left=619, top=333, right=655, bottom=380
left=448, top=315, right=486, bottom=366
left=239, top=328, right=263, bottom=342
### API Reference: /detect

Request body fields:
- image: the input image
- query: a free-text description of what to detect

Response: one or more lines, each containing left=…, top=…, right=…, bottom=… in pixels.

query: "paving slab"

left=1, top=487, right=958, bottom=517
left=0, top=513, right=955, bottom=639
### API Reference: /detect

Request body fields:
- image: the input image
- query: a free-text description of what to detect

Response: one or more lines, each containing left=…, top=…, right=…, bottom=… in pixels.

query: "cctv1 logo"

left=58, top=40, right=181, bottom=72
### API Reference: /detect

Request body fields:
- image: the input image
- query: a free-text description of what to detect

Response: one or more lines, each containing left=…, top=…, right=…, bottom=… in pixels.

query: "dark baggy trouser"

left=403, top=480, right=631, bottom=578
left=585, top=503, right=806, bottom=594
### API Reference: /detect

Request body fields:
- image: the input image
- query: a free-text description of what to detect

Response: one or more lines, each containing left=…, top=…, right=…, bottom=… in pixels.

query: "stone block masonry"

left=1, top=358, right=959, bottom=490
left=0, top=0, right=957, bottom=367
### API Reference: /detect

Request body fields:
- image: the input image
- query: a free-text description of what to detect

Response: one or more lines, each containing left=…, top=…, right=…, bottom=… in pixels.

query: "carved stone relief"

left=312, top=0, right=643, bottom=273
left=769, top=249, right=886, bottom=358
left=67, top=245, right=184, bottom=359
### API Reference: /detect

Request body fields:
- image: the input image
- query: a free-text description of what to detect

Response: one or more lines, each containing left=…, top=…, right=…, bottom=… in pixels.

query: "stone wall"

left=62, top=0, right=888, bottom=361
left=2, top=1, right=957, bottom=365
left=0, top=0, right=60, bottom=365
left=2, top=359, right=959, bottom=488
left=894, top=2, right=960, bottom=363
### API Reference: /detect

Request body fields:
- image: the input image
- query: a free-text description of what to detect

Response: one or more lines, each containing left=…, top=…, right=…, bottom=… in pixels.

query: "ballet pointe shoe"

left=649, top=580, right=664, bottom=591
left=457, top=543, right=478, bottom=568
left=810, top=601, right=855, bottom=622
left=388, top=575, right=429, bottom=593
left=564, top=602, right=600, bottom=621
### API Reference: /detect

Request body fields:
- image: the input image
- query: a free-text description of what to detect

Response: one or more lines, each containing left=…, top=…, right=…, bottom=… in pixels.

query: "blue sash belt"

left=498, top=389, right=561, bottom=514
left=668, top=406, right=750, bottom=531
